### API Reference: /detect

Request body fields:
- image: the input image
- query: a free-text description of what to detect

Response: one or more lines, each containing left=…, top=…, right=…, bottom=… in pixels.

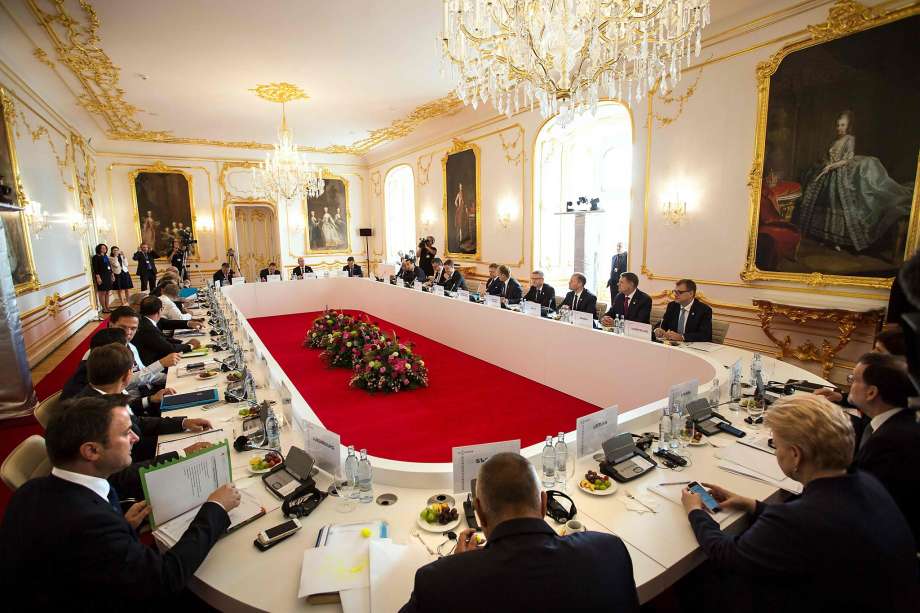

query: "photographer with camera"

left=418, top=235, right=437, bottom=277
left=169, top=231, right=196, bottom=284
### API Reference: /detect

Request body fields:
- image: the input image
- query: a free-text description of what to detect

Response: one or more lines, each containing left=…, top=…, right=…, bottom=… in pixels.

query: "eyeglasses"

left=674, top=289, right=692, bottom=295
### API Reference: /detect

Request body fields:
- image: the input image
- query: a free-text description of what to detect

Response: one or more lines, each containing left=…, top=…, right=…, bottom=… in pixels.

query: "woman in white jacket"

left=159, top=281, right=192, bottom=321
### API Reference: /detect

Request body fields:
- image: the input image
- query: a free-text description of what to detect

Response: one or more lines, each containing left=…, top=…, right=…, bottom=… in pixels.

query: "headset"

left=545, top=490, right=577, bottom=524
left=281, top=481, right=327, bottom=518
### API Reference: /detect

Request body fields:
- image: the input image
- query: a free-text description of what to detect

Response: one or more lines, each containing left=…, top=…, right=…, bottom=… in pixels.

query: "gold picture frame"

left=442, top=138, right=482, bottom=260
left=305, top=171, right=351, bottom=254
left=0, top=87, right=40, bottom=295
left=742, top=0, right=920, bottom=290
left=128, top=161, right=198, bottom=260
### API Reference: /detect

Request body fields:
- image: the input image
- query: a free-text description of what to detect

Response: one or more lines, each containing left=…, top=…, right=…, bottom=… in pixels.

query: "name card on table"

left=337, top=269, right=349, bottom=277
left=572, top=311, right=594, bottom=328
left=456, top=289, right=470, bottom=302
left=413, top=280, right=423, bottom=291
left=668, top=379, right=699, bottom=412
left=624, top=321, right=653, bottom=339
left=484, top=294, right=501, bottom=308
left=304, top=272, right=317, bottom=279
left=452, top=439, right=521, bottom=493
left=576, top=405, right=619, bottom=458
left=305, top=422, right=342, bottom=474
left=523, top=300, right=542, bottom=317
left=432, top=285, right=444, bottom=296
left=267, top=274, right=282, bottom=283
left=231, top=276, right=246, bottom=285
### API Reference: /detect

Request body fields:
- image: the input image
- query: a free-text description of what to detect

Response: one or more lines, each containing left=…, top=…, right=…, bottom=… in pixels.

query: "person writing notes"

left=396, top=257, right=427, bottom=286
left=523, top=270, right=556, bottom=310
left=558, top=273, right=598, bottom=318
left=601, top=272, right=651, bottom=326
left=441, top=259, right=467, bottom=293
left=654, top=278, right=712, bottom=342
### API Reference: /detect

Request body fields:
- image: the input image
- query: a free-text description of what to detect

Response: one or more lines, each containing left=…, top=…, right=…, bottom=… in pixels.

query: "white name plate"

left=413, top=280, right=423, bottom=291
left=304, top=272, right=317, bottom=279
left=484, top=294, right=501, bottom=308
left=576, top=405, right=619, bottom=459
left=668, top=379, right=699, bottom=412
left=267, top=274, right=282, bottom=283
left=523, top=300, right=542, bottom=317
left=624, top=321, right=652, bottom=339
left=231, top=276, right=246, bottom=285
left=432, top=285, right=445, bottom=296
left=305, top=422, right=341, bottom=474
left=456, top=289, right=470, bottom=301
left=452, top=439, right=521, bottom=493
left=572, top=311, right=594, bottom=328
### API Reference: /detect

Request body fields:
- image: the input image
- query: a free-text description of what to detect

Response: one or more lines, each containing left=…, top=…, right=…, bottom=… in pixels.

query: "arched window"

left=533, top=103, right=633, bottom=299
left=384, top=165, right=416, bottom=263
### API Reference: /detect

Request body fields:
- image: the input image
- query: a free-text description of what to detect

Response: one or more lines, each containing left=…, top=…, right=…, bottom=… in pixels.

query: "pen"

left=658, top=481, right=690, bottom=486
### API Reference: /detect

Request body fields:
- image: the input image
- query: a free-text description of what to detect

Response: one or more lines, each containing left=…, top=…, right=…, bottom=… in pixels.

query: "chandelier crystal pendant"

left=441, top=0, right=711, bottom=126
left=250, top=82, right=325, bottom=201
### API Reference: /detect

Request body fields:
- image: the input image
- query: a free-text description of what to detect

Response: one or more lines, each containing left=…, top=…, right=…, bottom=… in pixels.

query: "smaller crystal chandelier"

left=250, top=82, right=324, bottom=201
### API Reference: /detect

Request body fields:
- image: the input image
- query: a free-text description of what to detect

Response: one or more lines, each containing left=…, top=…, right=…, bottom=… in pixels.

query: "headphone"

left=545, top=490, right=577, bottom=524
left=281, top=481, right=327, bottom=518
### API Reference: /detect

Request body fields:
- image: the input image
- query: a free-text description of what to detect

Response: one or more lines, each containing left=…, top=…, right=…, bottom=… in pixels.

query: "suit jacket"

left=212, top=269, right=234, bottom=285
left=291, top=265, right=314, bottom=278
left=500, top=277, right=523, bottom=304
left=0, top=475, right=229, bottom=611
left=442, top=270, right=467, bottom=293
left=523, top=283, right=556, bottom=310
left=343, top=264, right=363, bottom=278
left=134, top=317, right=193, bottom=369
left=400, top=518, right=638, bottom=613
left=428, top=267, right=447, bottom=286
left=259, top=268, right=280, bottom=281
left=688, top=472, right=918, bottom=613
left=397, top=267, right=427, bottom=285
left=853, top=409, right=920, bottom=552
left=133, top=250, right=158, bottom=276
left=605, top=288, right=652, bottom=324
left=485, top=276, right=503, bottom=296
left=607, top=251, right=628, bottom=287
left=657, top=299, right=712, bottom=342
left=559, top=289, right=598, bottom=318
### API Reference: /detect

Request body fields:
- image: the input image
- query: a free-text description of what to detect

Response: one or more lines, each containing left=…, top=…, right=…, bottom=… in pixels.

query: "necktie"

left=536, top=288, right=541, bottom=301
left=678, top=307, right=688, bottom=335
left=858, top=423, right=874, bottom=451
left=107, top=486, right=122, bottom=516
left=623, top=296, right=630, bottom=317
left=502, top=282, right=507, bottom=297
left=573, top=293, right=579, bottom=311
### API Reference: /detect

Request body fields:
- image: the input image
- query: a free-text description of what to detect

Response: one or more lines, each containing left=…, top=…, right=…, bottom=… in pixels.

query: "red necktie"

left=623, top=296, right=630, bottom=317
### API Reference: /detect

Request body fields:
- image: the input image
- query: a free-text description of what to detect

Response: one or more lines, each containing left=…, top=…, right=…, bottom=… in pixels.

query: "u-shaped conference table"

left=159, top=278, right=828, bottom=611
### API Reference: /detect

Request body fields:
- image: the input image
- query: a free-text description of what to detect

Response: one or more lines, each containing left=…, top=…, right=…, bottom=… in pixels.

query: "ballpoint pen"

left=658, top=481, right=691, bottom=486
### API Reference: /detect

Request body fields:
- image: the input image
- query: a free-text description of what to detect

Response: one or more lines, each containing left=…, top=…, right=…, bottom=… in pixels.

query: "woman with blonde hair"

left=681, top=394, right=917, bottom=612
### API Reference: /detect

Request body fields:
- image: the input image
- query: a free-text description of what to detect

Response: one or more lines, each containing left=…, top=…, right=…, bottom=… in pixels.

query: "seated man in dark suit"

left=654, top=278, right=712, bottom=342
left=259, top=262, right=280, bottom=281
left=847, top=352, right=920, bottom=553
left=212, top=262, right=234, bottom=286
left=134, top=296, right=202, bottom=366
left=0, top=395, right=240, bottom=610
left=291, top=256, right=314, bottom=279
left=400, top=452, right=639, bottom=613
left=396, top=257, right=427, bottom=286
left=523, top=270, right=556, bottom=310
left=558, top=273, right=598, bottom=318
left=343, top=256, right=363, bottom=277
left=62, top=327, right=132, bottom=401
left=425, top=257, right=446, bottom=287
left=601, top=271, right=652, bottom=326
left=441, top=259, right=467, bottom=293
left=497, top=265, right=523, bottom=306
left=484, top=262, right=503, bottom=296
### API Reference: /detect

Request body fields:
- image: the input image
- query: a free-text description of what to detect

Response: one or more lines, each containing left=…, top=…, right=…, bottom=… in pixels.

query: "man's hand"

left=184, top=441, right=215, bottom=455
left=601, top=315, right=614, bottom=327
left=665, top=330, right=684, bottom=342
left=187, top=319, right=204, bottom=330
left=207, top=483, right=241, bottom=511
left=701, top=482, right=757, bottom=513
left=814, top=387, right=843, bottom=403
left=187, top=338, right=201, bottom=349
left=124, top=501, right=151, bottom=530
left=150, top=387, right=176, bottom=403
left=182, top=417, right=212, bottom=432
left=654, top=327, right=666, bottom=339
left=454, top=529, right=482, bottom=554
left=681, top=488, right=705, bottom=514
left=159, top=353, right=181, bottom=368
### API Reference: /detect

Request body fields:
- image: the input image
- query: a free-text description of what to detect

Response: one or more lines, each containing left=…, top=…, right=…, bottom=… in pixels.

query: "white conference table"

left=157, top=279, right=830, bottom=611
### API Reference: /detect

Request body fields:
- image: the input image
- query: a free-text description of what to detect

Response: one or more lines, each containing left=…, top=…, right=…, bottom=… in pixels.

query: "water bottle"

left=541, top=436, right=556, bottom=488
left=709, top=377, right=721, bottom=409
left=751, top=353, right=765, bottom=398
left=659, top=408, right=672, bottom=451
left=730, top=372, right=742, bottom=411
left=554, top=432, right=568, bottom=488
left=344, top=445, right=359, bottom=498
left=670, top=401, right=682, bottom=450
left=264, top=406, right=281, bottom=449
left=357, top=448, right=373, bottom=503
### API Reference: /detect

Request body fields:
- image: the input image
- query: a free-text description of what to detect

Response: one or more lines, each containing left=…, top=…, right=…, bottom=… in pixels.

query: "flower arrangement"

left=304, top=310, right=353, bottom=349
left=320, top=316, right=381, bottom=369
left=350, top=333, right=429, bottom=393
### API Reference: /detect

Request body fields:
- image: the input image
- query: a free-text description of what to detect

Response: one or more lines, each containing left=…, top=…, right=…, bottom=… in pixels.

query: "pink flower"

left=379, top=367, right=386, bottom=373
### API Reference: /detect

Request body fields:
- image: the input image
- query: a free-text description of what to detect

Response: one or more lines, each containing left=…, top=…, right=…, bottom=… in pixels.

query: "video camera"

left=177, top=227, right=198, bottom=247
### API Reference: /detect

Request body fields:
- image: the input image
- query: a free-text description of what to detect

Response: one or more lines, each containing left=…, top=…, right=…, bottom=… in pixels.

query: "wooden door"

left=234, top=205, right=279, bottom=281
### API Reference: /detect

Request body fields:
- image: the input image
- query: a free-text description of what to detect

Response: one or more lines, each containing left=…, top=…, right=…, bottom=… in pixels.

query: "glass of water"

left=332, top=463, right=356, bottom=513
left=678, top=415, right=696, bottom=449
left=747, top=397, right=766, bottom=429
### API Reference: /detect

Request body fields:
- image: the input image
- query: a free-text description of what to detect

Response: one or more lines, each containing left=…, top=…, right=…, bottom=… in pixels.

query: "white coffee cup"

left=565, top=519, right=586, bottom=533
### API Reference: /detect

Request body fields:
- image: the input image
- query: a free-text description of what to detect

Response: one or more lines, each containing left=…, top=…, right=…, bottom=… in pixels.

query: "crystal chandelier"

left=441, top=0, right=711, bottom=126
left=250, top=82, right=325, bottom=201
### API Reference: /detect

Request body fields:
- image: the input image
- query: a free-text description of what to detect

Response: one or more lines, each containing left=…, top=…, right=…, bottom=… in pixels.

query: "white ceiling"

left=0, top=0, right=800, bottom=155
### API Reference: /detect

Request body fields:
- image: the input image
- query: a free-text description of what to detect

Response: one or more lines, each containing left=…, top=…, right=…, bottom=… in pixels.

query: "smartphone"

left=688, top=481, right=721, bottom=513
left=257, top=518, right=301, bottom=545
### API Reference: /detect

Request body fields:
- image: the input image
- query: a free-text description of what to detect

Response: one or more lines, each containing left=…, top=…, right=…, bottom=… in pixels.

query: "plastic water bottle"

left=541, top=436, right=556, bottom=488
left=344, top=446, right=359, bottom=499
left=554, top=432, right=568, bottom=488
left=357, top=448, right=373, bottom=503
left=709, top=378, right=721, bottom=409
left=730, top=372, right=742, bottom=411
left=264, top=406, right=281, bottom=449
left=659, top=408, right=672, bottom=451
left=751, top=353, right=765, bottom=398
left=670, top=401, right=682, bottom=450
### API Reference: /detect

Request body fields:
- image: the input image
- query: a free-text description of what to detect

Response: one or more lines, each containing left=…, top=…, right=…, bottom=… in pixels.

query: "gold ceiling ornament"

left=32, top=47, right=55, bottom=69
left=249, top=82, right=309, bottom=104
left=499, top=127, right=524, bottom=166
left=348, top=93, right=464, bottom=154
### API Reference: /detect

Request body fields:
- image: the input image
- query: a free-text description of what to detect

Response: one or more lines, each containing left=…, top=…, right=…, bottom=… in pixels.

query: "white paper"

left=305, top=422, right=341, bottom=474
left=523, top=300, right=541, bottom=317
left=572, top=311, right=593, bottom=328
left=452, top=439, right=521, bottom=493
left=668, top=379, right=699, bottom=412
left=298, top=541, right=371, bottom=598
left=369, top=540, right=431, bottom=613
left=484, top=294, right=500, bottom=308
left=339, top=588, right=370, bottom=613
left=231, top=276, right=246, bottom=285
left=576, top=406, right=618, bottom=458
left=684, top=341, right=725, bottom=353
left=717, top=442, right=785, bottom=481
left=624, top=321, right=652, bottom=339
left=155, top=428, right=228, bottom=457
left=143, top=444, right=232, bottom=528
left=738, top=432, right=776, bottom=455
left=648, top=483, right=725, bottom=518
left=156, top=488, right=263, bottom=547
left=432, top=285, right=444, bottom=296
left=717, top=461, right=803, bottom=495
left=456, top=289, right=470, bottom=301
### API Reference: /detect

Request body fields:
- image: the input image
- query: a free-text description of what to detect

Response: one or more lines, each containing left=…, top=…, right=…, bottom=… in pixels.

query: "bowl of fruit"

left=416, top=502, right=461, bottom=533
left=578, top=470, right=616, bottom=496
left=196, top=369, right=220, bottom=380
left=226, top=371, right=243, bottom=383
left=247, top=450, right=282, bottom=474
left=237, top=406, right=260, bottom=419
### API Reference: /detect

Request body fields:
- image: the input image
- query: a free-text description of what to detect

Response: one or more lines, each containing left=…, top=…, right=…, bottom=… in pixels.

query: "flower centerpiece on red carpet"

left=304, top=309, right=353, bottom=349
left=321, top=316, right=381, bottom=368
left=350, top=333, right=429, bottom=393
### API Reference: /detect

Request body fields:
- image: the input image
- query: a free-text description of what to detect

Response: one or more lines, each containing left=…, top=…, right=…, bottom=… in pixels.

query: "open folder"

left=139, top=441, right=265, bottom=543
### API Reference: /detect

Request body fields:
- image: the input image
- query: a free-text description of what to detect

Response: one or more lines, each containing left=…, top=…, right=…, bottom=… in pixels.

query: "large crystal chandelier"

left=250, top=82, right=325, bottom=201
left=441, top=0, right=711, bottom=126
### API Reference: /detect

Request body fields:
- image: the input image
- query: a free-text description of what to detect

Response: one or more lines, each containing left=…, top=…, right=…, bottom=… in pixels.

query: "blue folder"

left=160, top=388, right=220, bottom=412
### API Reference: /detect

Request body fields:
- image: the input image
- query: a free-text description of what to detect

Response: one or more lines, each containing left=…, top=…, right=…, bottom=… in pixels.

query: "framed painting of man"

left=306, top=174, right=350, bottom=254
left=443, top=140, right=481, bottom=259
left=743, top=2, right=919, bottom=289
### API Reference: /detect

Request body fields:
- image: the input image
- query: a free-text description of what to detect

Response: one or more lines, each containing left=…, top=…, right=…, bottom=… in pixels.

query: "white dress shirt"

left=51, top=466, right=110, bottom=503
left=870, top=408, right=904, bottom=432
left=127, top=341, right=166, bottom=387
left=159, top=294, right=192, bottom=321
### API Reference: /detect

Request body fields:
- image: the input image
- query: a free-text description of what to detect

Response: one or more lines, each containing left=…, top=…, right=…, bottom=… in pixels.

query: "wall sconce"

left=95, top=216, right=111, bottom=235
left=196, top=214, right=215, bottom=233
left=662, top=193, right=688, bottom=226
left=498, top=201, right=517, bottom=229
left=287, top=207, right=305, bottom=232
left=420, top=209, right=435, bottom=231
left=64, top=211, right=88, bottom=234
left=23, top=200, right=50, bottom=235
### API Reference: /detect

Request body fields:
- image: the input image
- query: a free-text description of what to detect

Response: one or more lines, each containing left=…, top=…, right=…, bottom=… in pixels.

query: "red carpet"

left=248, top=311, right=601, bottom=463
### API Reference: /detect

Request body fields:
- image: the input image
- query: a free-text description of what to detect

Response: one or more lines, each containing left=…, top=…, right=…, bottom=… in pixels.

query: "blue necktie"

left=107, top=486, right=122, bottom=516
left=678, top=308, right=688, bottom=335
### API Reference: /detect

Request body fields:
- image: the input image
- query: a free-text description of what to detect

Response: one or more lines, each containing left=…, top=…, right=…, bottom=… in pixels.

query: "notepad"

left=155, top=488, right=265, bottom=548
left=155, top=428, right=228, bottom=457
left=181, top=348, right=210, bottom=358
left=299, top=521, right=389, bottom=605
left=159, top=388, right=219, bottom=411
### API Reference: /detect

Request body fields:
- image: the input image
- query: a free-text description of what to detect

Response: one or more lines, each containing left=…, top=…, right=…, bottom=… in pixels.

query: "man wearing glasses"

left=654, top=278, right=712, bottom=342
left=523, top=270, right=556, bottom=310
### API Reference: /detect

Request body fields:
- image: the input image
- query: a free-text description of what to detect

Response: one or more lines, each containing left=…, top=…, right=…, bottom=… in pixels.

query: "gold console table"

left=752, top=300, right=884, bottom=380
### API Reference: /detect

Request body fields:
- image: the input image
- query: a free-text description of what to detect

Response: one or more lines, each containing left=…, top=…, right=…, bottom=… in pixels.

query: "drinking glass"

left=678, top=415, right=696, bottom=448
left=332, top=463, right=356, bottom=513
left=747, top=397, right=766, bottom=429
left=245, top=420, right=265, bottom=447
